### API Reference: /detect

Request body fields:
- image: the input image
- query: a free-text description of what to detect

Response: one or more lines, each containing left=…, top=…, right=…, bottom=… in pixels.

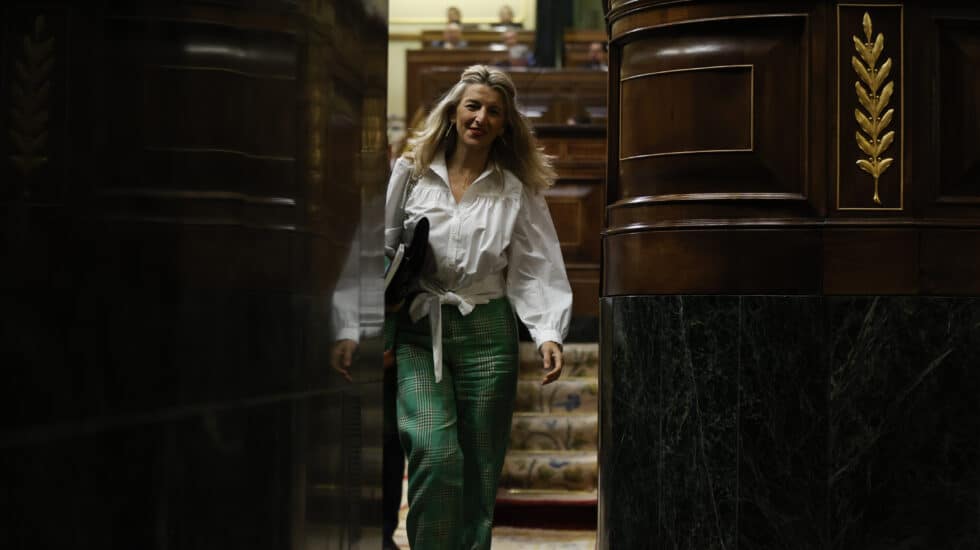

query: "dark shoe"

left=382, top=538, right=400, bottom=550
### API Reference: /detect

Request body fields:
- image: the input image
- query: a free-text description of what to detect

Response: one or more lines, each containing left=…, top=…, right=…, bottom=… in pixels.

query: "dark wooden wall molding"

left=603, top=1, right=980, bottom=296
left=415, top=66, right=607, bottom=126
left=539, top=124, right=606, bottom=317
left=933, top=17, right=980, bottom=214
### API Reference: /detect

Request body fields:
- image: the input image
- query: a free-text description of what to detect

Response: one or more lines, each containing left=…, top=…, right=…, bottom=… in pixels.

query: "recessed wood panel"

left=545, top=181, right=603, bottom=264
left=569, top=265, right=600, bottom=318
left=604, top=229, right=822, bottom=295
left=143, top=66, right=296, bottom=157
left=567, top=140, right=605, bottom=160
left=936, top=19, right=980, bottom=206
left=549, top=200, right=583, bottom=246
left=615, top=15, right=807, bottom=203
left=538, top=134, right=606, bottom=164
left=921, top=229, right=980, bottom=294
left=620, top=65, right=752, bottom=158
left=617, top=154, right=801, bottom=201
left=822, top=229, right=919, bottom=294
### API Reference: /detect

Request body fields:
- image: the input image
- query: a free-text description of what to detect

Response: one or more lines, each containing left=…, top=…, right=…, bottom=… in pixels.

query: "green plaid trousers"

left=393, top=297, right=519, bottom=550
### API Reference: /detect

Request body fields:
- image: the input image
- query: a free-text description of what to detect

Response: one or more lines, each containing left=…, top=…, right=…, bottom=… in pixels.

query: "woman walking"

left=387, top=65, right=572, bottom=549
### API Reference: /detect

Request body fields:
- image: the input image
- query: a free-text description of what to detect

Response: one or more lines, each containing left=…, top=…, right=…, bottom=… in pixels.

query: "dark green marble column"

left=600, top=296, right=980, bottom=549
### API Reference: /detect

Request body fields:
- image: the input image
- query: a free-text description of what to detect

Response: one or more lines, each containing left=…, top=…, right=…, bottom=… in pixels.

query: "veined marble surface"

left=600, top=296, right=980, bottom=550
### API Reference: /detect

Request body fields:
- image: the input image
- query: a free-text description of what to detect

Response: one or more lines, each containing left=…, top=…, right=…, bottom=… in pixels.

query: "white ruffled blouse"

left=383, top=151, right=572, bottom=381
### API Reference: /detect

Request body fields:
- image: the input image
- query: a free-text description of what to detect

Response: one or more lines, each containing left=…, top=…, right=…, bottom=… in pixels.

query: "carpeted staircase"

left=495, top=342, right=599, bottom=529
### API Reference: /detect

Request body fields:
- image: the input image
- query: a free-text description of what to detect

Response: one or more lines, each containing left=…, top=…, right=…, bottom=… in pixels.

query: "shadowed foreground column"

left=1, top=2, right=388, bottom=548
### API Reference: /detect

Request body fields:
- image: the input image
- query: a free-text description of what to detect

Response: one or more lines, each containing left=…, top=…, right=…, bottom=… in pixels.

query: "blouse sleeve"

left=506, top=186, right=573, bottom=349
left=330, top=230, right=361, bottom=343
left=384, top=157, right=413, bottom=259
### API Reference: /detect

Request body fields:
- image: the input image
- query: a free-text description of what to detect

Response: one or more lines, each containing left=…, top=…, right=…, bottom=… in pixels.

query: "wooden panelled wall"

left=419, top=29, right=536, bottom=48
left=405, top=29, right=608, bottom=117
left=603, top=0, right=980, bottom=296
left=418, top=67, right=606, bottom=126
left=538, top=124, right=605, bottom=317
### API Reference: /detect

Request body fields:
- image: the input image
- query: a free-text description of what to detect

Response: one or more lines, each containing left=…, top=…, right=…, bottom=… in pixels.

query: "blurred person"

left=329, top=194, right=400, bottom=550
left=496, top=29, right=534, bottom=67
left=582, top=40, right=608, bottom=70
left=431, top=22, right=468, bottom=49
left=447, top=5, right=462, bottom=24
left=494, top=4, right=523, bottom=29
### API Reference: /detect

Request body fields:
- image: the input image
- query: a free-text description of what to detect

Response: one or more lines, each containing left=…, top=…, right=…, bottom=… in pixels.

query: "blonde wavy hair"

left=404, top=65, right=556, bottom=192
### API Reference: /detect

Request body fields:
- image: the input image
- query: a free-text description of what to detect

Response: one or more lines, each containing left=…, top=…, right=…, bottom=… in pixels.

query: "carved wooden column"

left=600, top=1, right=980, bottom=548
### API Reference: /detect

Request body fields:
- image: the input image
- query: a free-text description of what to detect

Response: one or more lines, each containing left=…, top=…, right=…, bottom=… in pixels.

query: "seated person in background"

left=447, top=5, right=462, bottom=24
left=493, top=5, right=523, bottom=29
left=447, top=5, right=479, bottom=30
left=495, top=29, right=534, bottom=67
left=582, top=41, right=608, bottom=70
left=431, top=22, right=468, bottom=49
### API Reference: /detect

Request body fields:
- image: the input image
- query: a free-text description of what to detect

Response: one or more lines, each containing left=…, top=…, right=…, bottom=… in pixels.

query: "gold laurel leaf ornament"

left=9, top=15, right=54, bottom=183
left=852, top=11, right=896, bottom=206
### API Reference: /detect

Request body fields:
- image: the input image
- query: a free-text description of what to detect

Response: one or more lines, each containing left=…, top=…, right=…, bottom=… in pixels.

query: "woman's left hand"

left=330, top=339, right=358, bottom=382
left=540, top=341, right=564, bottom=385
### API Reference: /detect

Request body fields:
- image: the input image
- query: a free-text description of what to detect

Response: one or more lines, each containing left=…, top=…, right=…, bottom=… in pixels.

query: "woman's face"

left=453, top=84, right=506, bottom=152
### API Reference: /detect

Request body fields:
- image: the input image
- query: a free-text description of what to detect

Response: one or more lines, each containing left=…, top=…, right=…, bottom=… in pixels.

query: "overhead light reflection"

left=183, top=43, right=292, bottom=64
left=185, top=43, right=246, bottom=58
left=656, top=44, right=723, bottom=56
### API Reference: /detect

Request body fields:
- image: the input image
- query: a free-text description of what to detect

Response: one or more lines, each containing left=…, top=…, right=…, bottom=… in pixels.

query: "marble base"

left=600, top=296, right=980, bottom=550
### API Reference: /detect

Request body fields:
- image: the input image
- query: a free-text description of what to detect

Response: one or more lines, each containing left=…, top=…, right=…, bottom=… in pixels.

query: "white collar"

left=430, top=148, right=499, bottom=189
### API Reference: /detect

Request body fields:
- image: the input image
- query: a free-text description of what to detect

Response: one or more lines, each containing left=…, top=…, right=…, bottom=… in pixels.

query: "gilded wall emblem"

left=852, top=12, right=896, bottom=206
left=9, top=15, right=54, bottom=183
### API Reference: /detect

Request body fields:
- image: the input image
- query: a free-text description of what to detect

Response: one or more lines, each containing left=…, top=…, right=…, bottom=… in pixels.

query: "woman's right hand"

left=330, top=339, right=359, bottom=382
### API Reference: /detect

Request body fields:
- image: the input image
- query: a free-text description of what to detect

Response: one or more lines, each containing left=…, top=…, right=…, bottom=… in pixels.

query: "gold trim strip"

left=836, top=4, right=905, bottom=211
left=619, top=64, right=754, bottom=160
left=608, top=192, right=808, bottom=206
left=619, top=63, right=752, bottom=82
left=622, top=148, right=751, bottom=161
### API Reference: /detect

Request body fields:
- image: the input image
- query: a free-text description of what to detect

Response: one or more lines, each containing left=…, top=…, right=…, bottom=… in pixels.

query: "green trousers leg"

left=396, top=298, right=519, bottom=550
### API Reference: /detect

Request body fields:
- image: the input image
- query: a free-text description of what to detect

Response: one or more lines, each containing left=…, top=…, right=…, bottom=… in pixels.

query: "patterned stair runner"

left=497, top=342, right=599, bottom=511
